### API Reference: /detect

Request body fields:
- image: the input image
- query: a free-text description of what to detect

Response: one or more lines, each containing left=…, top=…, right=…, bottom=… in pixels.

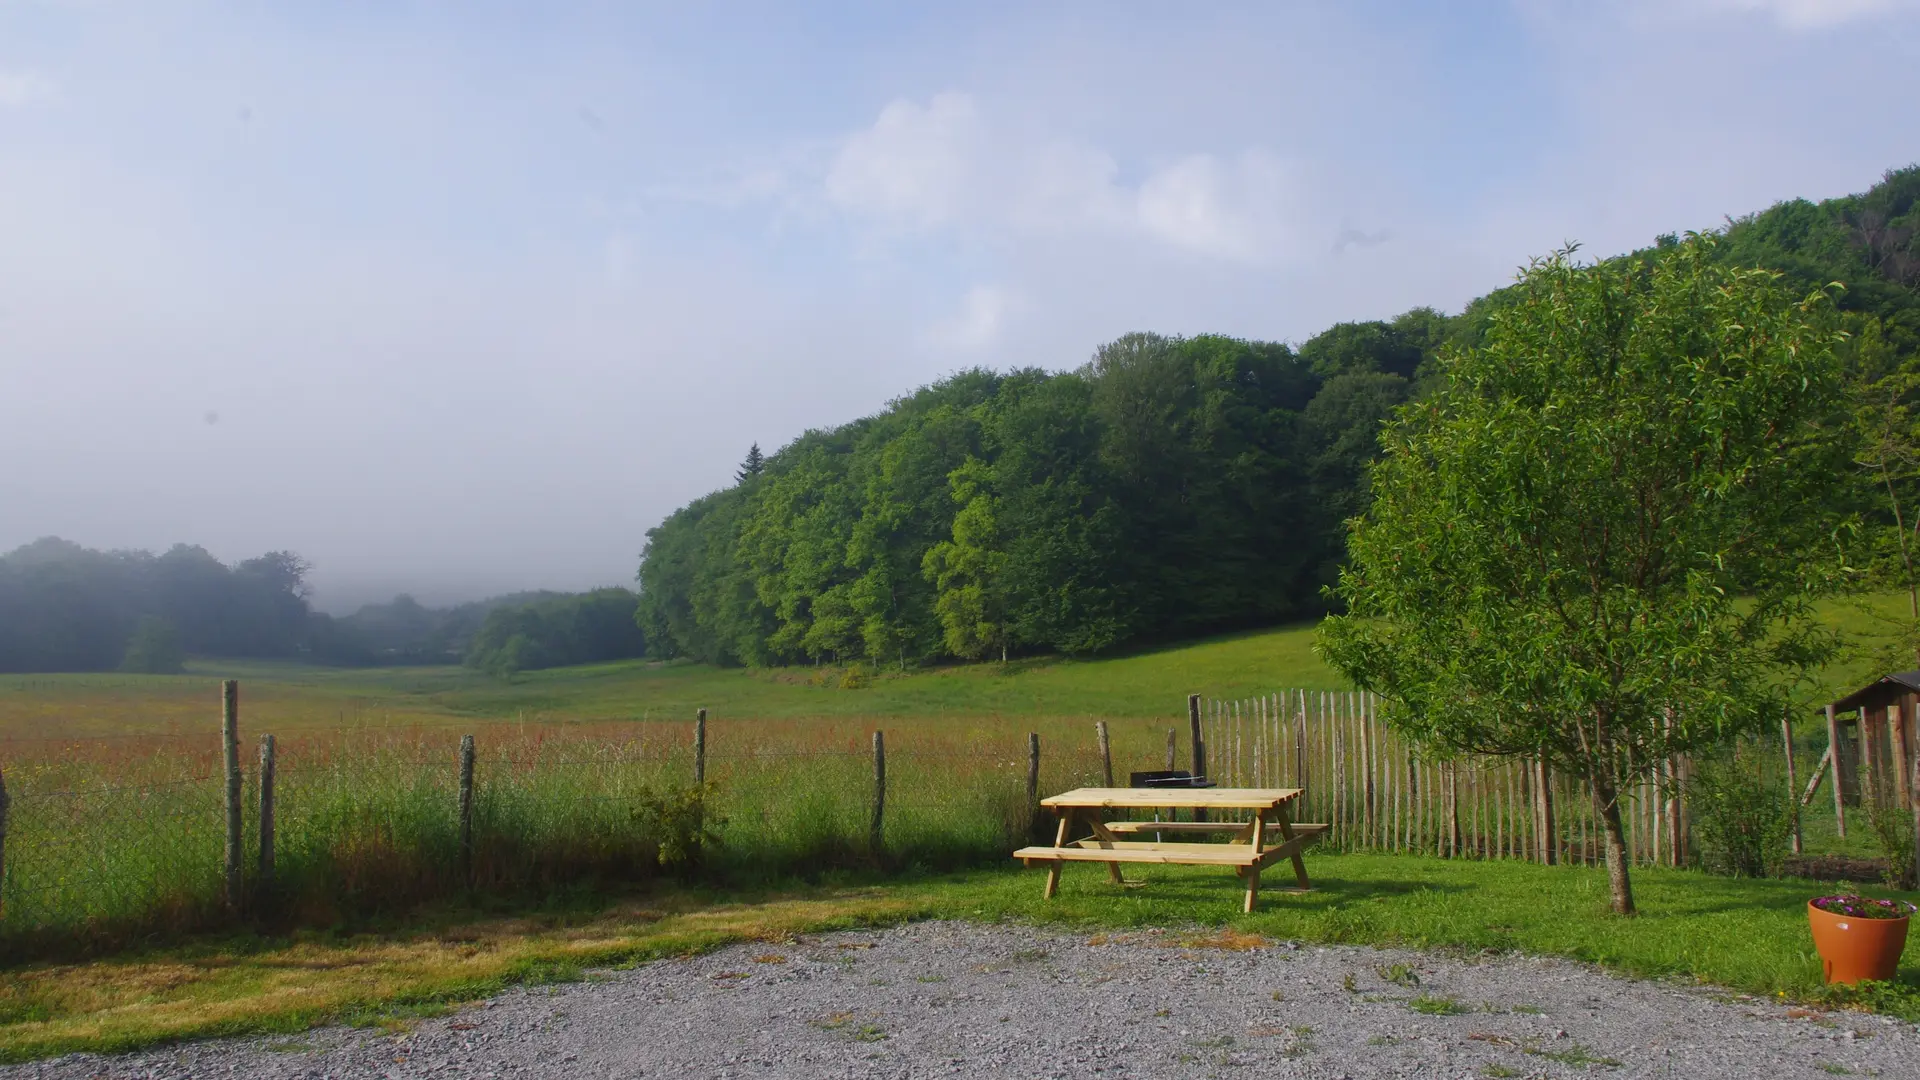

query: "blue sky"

left=2, top=0, right=1917, bottom=609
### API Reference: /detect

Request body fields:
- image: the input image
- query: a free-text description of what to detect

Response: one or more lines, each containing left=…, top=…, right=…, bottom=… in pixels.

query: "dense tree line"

left=636, top=322, right=1446, bottom=667
left=636, top=165, right=1920, bottom=668
left=465, top=588, right=648, bottom=677
left=0, top=539, right=648, bottom=674
left=0, top=538, right=317, bottom=673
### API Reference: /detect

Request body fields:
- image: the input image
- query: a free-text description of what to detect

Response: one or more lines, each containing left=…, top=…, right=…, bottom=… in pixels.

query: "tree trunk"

left=1592, top=777, right=1636, bottom=916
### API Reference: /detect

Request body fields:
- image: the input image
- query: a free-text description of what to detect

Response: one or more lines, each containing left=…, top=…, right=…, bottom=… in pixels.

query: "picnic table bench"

left=1013, top=787, right=1325, bottom=913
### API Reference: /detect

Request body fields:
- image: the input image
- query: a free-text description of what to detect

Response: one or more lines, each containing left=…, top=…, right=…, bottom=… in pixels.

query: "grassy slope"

left=0, top=623, right=1343, bottom=739
left=8, top=592, right=1912, bottom=740
left=0, top=857, right=1914, bottom=1060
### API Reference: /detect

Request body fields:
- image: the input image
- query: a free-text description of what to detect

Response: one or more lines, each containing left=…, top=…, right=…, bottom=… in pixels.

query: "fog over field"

left=2, top=1, right=1916, bottom=611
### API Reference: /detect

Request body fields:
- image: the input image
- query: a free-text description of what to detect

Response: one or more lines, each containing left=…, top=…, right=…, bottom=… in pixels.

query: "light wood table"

left=1012, top=787, right=1326, bottom=913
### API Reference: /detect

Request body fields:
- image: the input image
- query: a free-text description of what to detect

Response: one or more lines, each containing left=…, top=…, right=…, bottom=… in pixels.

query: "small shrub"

left=634, top=782, right=723, bottom=870
left=1863, top=798, right=1917, bottom=888
left=1689, top=744, right=1793, bottom=877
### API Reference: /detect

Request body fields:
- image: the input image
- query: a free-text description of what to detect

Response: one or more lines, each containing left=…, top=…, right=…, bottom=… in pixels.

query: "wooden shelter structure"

left=1816, top=673, right=1920, bottom=871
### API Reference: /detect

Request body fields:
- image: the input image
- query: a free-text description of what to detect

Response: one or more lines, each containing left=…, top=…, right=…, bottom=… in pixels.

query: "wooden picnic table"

left=1012, top=787, right=1326, bottom=913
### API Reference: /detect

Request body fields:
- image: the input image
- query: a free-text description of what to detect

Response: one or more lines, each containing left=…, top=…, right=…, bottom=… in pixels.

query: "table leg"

left=1043, top=809, right=1072, bottom=900
left=1085, top=817, right=1127, bottom=885
left=1275, top=803, right=1311, bottom=891
left=1244, top=808, right=1267, bottom=914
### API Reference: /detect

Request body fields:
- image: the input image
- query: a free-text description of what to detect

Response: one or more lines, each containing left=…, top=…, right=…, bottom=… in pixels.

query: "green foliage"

left=922, top=459, right=1011, bottom=661
left=1863, top=796, right=1917, bottom=888
left=637, top=335, right=1363, bottom=667
left=1689, top=744, right=1795, bottom=878
left=464, top=589, right=646, bottom=677
left=1320, top=235, right=1855, bottom=914
left=634, top=782, right=723, bottom=870
left=117, top=617, right=185, bottom=676
left=0, top=540, right=315, bottom=673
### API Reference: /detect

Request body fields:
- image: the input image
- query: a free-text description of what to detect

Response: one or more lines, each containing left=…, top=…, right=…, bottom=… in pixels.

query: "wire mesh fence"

left=0, top=681, right=1861, bottom=957
left=0, top=708, right=1061, bottom=956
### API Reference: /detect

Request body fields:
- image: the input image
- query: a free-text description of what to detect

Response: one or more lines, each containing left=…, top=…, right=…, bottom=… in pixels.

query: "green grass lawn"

left=241, top=620, right=1347, bottom=723
left=0, top=855, right=1913, bottom=1061
left=0, top=621, right=1344, bottom=738
left=6, top=592, right=1915, bottom=739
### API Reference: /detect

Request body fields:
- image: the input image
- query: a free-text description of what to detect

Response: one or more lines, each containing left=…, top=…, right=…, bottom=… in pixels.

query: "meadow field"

left=0, top=607, right=1909, bottom=978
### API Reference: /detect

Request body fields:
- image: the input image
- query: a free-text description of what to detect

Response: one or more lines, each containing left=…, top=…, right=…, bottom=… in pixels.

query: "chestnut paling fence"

left=0, top=681, right=1771, bottom=954
left=1189, top=691, right=1702, bottom=868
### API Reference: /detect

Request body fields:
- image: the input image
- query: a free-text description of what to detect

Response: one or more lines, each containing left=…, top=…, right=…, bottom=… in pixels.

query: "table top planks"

left=1039, top=786, right=1302, bottom=811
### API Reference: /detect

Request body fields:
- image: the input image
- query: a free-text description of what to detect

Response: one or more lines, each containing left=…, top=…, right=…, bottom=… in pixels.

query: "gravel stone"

left=7, top=921, right=1916, bottom=1078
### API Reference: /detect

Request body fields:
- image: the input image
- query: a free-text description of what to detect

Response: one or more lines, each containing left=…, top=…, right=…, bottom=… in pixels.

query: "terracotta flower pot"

left=1808, top=900, right=1910, bottom=985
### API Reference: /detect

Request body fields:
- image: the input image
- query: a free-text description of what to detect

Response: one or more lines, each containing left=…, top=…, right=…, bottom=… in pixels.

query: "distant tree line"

left=464, top=588, right=649, bottom=677
left=0, top=538, right=316, bottom=673
left=0, top=538, right=646, bottom=675
left=635, top=165, right=1920, bottom=669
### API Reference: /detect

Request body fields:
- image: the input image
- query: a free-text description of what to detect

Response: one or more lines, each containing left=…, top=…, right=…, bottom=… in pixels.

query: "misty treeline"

left=0, top=539, right=315, bottom=673
left=637, top=165, right=1920, bottom=668
left=0, top=538, right=646, bottom=674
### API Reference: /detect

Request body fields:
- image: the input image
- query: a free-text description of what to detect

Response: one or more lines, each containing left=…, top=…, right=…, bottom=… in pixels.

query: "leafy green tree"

left=922, top=458, right=1012, bottom=662
left=1319, top=237, right=1853, bottom=915
left=1849, top=315, right=1920, bottom=666
left=120, top=615, right=186, bottom=674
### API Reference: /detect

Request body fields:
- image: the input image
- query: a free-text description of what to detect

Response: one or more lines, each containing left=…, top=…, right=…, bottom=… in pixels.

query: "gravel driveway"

left=6, top=921, right=1916, bottom=1079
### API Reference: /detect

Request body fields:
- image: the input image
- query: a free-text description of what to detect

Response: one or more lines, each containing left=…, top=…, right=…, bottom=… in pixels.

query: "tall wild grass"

left=0, top=717, right=1108, bottom=960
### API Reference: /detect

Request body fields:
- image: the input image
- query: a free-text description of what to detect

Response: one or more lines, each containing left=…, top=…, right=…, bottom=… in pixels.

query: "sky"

left=2, top=0, right=1917, bottom=612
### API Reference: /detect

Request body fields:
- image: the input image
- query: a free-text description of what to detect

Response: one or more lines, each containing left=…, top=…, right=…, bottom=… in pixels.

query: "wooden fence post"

left=1888, top=702, right=1912, bottom=822
left=871, top=730, right=886, bottom=854
left=0, top=766, right=9, bottom=917
left=1096, top=721, right=1114, bottom=788
left=222, top=679, right=242, bottom=911
left=1894, top=699, right=1917, bottom=889
left=1188, top=694, right=1207, bottom=823
left=1828, top=703, right=1846, bottom=838
left=1534, top=758, right=1556, bottom=865
left=1860, top=706, right=1880, bottom=816
left=1188, top=694, right=1205, bottom=776
left=458, top=734, right=476, bottom=886
left=258, top=734, right=277, bottom=884
left=1294, top=691, right=1307, bottom=798
left=1446, top=761, right=1461, bottom=857
left=694, top=708, right=707, bottom=785
left=1781, top=711, right=1803, bottom=856
left=1361, top=694, right=1376, bottom=847
left=1026, top=733, right=1042, bottom=841
left=1165, top=729, right=1176, bottom=771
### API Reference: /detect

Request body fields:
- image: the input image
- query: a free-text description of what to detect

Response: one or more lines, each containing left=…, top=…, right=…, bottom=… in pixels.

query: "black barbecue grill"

left=1128, top=770, right=1216, bottom=789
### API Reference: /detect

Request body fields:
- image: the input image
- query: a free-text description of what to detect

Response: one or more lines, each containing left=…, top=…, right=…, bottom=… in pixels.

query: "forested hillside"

left=636, top=165, right=1920, bottom=668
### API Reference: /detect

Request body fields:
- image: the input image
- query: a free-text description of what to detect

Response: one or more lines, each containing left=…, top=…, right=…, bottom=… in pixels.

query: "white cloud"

left=825, top=92, right=985, bottom=229
left=824, top=93, right=1307, bottom=264
left=1135, top=151, right=1297, bottom=262
left=1668, top=0, right=1914, bottom=28
left=0, top=70, right=54, bottom=107
left=923, top=284, right=1014, bottom=352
